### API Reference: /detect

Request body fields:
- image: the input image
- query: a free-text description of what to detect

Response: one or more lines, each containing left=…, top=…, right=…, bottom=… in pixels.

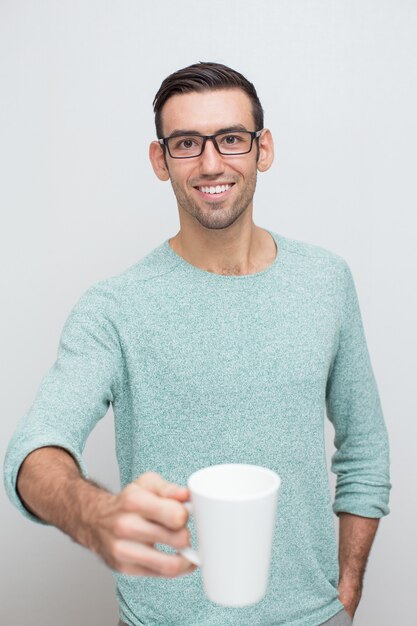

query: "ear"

left=256, top=129, right=274, bottom=173
left=149, top=141, right=170, bottom=181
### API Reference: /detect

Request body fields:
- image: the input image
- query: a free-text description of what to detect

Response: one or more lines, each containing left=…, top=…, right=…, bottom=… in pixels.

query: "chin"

left=195, top=209, right=245, bottom=230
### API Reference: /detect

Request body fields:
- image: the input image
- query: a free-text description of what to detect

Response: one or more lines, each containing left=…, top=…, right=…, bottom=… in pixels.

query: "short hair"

left=153, top=61, right=264, bottom=138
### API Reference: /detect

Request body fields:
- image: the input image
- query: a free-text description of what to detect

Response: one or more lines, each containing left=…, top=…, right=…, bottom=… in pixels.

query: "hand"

left=85, top=471, right=198, bottom=578
left=338, top=580, right=362, bottom=619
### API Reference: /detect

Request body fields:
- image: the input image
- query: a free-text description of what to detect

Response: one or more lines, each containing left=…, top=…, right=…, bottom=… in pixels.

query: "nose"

left=198, top=138, right=225, bottom=176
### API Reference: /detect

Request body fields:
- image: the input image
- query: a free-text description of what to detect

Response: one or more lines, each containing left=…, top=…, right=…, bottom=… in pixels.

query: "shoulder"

left=275, top=232, right=345, bottom=264
left=274, top=231, right=351, bottom=279
left=268, top=231, right=356, bottom=303
left=70, top=240, right=176, bottom=315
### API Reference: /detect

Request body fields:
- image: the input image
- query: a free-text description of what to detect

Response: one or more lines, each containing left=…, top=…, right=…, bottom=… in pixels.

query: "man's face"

left=153, top=88, right=268, bottom=230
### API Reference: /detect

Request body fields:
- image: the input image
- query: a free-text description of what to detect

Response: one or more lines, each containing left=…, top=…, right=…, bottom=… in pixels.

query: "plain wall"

left=1, top=1, right=416, bottom=624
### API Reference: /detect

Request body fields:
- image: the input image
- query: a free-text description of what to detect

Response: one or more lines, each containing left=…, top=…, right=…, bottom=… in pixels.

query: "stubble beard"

left=169, top=170, right=258, bottom=230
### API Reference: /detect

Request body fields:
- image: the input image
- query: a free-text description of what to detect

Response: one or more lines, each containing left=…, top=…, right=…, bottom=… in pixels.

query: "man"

left=4, top=62, right=391, bottom=626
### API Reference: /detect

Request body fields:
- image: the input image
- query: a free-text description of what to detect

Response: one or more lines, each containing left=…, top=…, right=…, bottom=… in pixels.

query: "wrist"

left=338, top=579, right=362, bottom=605
left=68, top=477, right=114, bottom=551
left=338, top=579, right=362, bottom=619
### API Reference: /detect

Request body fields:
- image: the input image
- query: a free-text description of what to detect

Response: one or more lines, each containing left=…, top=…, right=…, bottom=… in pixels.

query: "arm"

left=17, top=445, right=196, bottom=577
left=16, top=445, right=111, bottom=549
left=325, top=263, right=391, bottom=613
left=337, top=512, right=379, bottom=618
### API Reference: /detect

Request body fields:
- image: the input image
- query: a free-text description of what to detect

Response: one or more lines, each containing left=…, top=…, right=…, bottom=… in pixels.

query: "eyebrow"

left=167, top=124, right=249, bottom=138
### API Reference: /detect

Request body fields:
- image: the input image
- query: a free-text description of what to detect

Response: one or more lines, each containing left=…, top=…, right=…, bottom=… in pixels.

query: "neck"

left=168, top=221, right=277, bottom=276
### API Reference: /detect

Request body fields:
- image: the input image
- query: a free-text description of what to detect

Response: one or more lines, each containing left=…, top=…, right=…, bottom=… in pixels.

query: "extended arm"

left=16, top=445, right=196, bottom=577
left=337, top=512, right=379, bottom=618
left=5, top=286, right=194, bottom=579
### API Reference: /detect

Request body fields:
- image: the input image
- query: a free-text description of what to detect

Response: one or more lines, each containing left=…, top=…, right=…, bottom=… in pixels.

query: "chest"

left=119, top=284, right=340, bottom=406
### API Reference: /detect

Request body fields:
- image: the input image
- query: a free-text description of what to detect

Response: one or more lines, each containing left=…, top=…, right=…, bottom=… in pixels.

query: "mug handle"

left=177, top=501, right=201, bottom=566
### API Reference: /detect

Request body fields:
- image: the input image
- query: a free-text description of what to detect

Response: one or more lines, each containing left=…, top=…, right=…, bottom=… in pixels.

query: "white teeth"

left=199, top=184, right=232, bottom=194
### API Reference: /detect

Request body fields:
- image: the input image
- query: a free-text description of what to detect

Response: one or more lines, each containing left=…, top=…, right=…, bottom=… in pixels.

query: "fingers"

left=117, top=559, right=197, bottom=578
left=113, top=540, right=197, bottom=578
left=124, top=473, right=190, bottom=531
left=99, top=472, right=198, bottom=579
left=113, top=513, right=191, bottom=550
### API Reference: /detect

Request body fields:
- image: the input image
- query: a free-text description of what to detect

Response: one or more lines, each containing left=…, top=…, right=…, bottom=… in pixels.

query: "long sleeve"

left=3, top=282, right=123, bottom=524
left=325, top=262, right=391, bottom=518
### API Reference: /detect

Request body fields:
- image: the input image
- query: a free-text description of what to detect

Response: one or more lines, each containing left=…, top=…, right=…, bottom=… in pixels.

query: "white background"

left=1, top=1, right=416, bottom=624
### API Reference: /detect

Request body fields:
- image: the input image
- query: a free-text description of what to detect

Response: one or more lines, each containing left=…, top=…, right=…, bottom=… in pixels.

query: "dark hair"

left=153, top=61, right=264, bottom=138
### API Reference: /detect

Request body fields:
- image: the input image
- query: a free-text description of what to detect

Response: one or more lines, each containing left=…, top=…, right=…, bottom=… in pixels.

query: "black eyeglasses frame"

left=158, top=129, right=263, bottom=159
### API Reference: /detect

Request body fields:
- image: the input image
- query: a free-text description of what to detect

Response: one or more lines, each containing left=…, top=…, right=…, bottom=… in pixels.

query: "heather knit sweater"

left=4, top=229, right=391, bottom=626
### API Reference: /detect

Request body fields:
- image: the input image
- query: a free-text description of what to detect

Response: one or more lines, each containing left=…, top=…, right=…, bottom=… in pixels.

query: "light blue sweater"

left=4, top=230, right=391, bottom=626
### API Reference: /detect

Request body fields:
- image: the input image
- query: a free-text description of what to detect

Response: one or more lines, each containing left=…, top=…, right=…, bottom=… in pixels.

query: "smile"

left=194, top=183, right=235, bottom=199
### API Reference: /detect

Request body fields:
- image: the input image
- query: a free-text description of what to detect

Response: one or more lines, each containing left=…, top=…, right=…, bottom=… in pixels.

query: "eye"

left=222, top=134, right=241, bottom=145
left=174, top=138, right=197, bottom=149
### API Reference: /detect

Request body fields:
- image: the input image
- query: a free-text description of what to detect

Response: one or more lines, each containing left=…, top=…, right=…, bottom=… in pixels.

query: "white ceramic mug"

left=178, top=463, right=281, bottom=607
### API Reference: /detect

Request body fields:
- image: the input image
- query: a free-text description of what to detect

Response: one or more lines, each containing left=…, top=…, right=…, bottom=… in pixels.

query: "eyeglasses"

left=158, top=129, right=263, bottom=159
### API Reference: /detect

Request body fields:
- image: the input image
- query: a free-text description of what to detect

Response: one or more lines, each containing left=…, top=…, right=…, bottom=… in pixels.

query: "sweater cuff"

left=333, top=493, right=390, bottom=518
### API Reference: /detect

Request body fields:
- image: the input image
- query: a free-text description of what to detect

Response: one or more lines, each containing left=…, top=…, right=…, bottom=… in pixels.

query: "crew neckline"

left=162, top=229, right=284, bottom=280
